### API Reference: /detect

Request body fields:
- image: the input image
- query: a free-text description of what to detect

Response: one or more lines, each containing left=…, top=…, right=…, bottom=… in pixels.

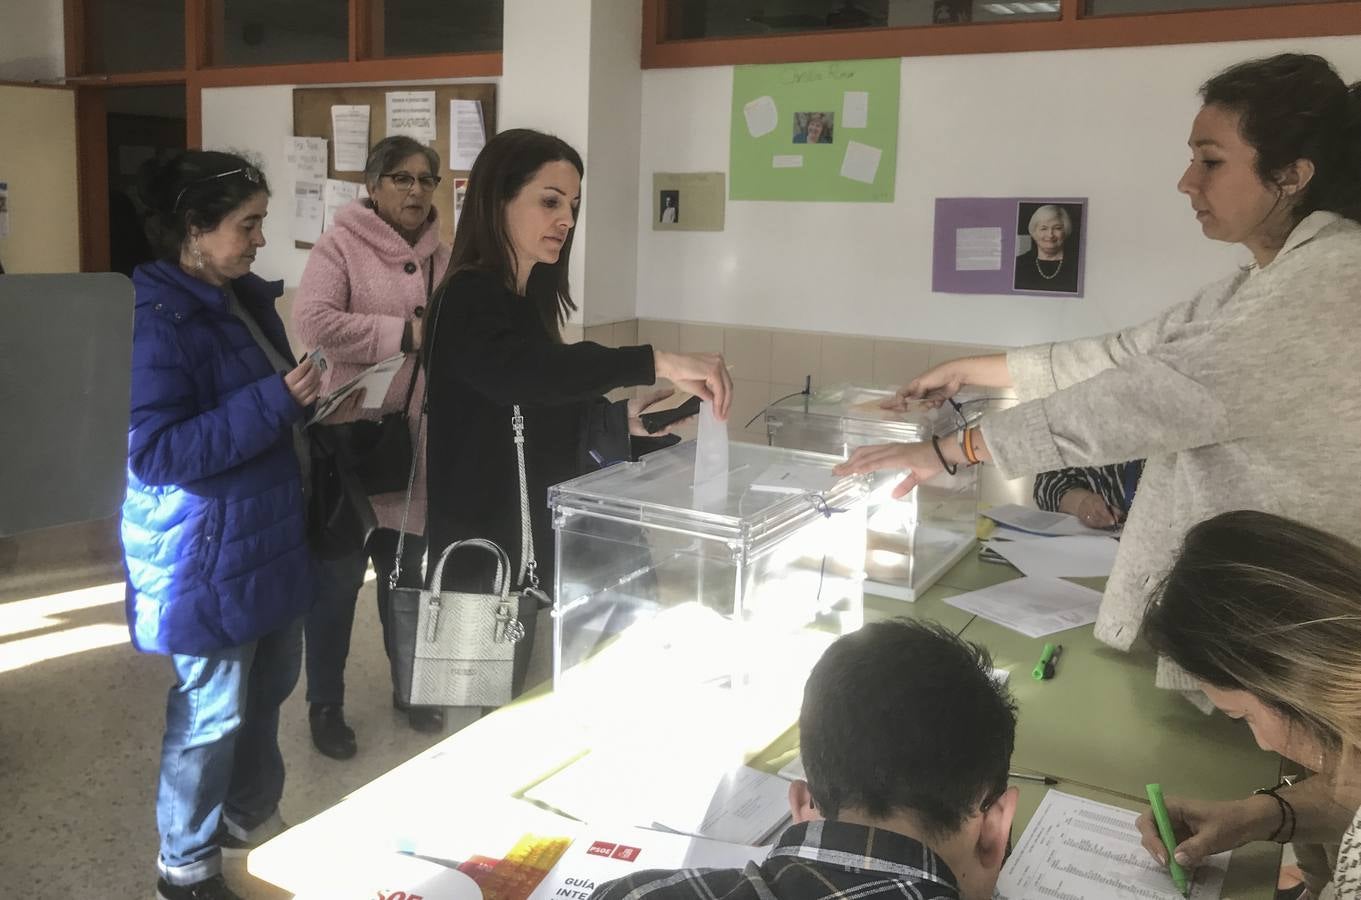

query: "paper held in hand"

left=307, top=353, right=407, bottom=426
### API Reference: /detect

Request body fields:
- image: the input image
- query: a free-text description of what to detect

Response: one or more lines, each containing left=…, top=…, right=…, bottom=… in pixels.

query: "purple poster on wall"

left=932, top=197, right=1088, bottom=297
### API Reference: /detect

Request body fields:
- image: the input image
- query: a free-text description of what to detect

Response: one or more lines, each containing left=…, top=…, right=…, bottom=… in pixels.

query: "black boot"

left=308, top=703, right=357, bottom=759
left=392, top=692, right=445, bottom=734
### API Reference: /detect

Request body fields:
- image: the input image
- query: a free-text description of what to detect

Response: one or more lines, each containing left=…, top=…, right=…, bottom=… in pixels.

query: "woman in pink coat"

left=293, top=136, right=451, bottom=757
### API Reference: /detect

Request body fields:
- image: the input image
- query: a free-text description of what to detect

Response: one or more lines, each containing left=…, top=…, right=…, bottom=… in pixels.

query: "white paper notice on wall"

left=322, top=179, right=361, bottom=233
left=449, top=99, right=486, bottom=170
left=842, top=91, right=869, bottom=128
left=386, top=90, right=437, bottom=145
left=772, top=155, right=804, bottom=169
left=840, top=141, right=882, bottom=185
left=0, top=181, right=9, bottom=239
left=284, top=136, right=328, bottom=184
left=743, top=95, right=778, bottom=138
left=331, top=105, right=370, bottom=172
left=955, top=227, right=1003, bottom=271
left=293, top=180, right=323, bottom=244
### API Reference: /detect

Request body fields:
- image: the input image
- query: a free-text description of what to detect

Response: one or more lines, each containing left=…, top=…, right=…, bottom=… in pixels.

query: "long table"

left=250, top=553, right=1282, bottom=898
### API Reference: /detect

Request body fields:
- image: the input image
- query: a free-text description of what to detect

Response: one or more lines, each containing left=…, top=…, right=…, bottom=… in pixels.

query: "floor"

left=0, top=565, right=545, bottom=899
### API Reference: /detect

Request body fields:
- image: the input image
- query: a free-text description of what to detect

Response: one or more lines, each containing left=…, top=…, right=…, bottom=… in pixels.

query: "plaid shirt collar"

left=770, top=820, right=960, bottom=895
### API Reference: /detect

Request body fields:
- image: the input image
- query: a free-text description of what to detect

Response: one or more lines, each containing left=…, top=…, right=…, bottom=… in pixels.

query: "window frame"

left=641, top=0, right=1361, bottom=69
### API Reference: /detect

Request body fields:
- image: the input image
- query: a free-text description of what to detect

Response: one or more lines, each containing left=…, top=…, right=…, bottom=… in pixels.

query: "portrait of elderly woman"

left=793, top=112, right=834, bottom=144
left=1012, top=201, right=1084, bottom=294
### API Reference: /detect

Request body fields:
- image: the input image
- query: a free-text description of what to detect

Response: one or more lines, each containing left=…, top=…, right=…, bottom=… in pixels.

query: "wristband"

left=932, top=435, right=958, bottom=476
left=963, top=426, right=980, bottom=466
left=1253, top=784, right=1297, bottom=843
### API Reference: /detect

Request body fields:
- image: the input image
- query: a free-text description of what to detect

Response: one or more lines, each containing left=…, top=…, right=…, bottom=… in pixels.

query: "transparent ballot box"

left=764, top=385, right=978, bottom=601
left=548, top=441, right=868, bottom=749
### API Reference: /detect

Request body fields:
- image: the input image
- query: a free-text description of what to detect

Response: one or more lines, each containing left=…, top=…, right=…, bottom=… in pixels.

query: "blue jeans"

left=305, top=529, right=425, bottom=706
left=155, top=619, right=303, bottom=885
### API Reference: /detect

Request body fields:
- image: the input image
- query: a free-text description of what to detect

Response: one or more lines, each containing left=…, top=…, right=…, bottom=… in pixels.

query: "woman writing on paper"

left=1134, top=511, right=1361, bottom=899
left=293, top=136, right=452, bottom=754
left=836, top=54, right=1361, bottom=676
left=422, top=128, right=733, bottom=700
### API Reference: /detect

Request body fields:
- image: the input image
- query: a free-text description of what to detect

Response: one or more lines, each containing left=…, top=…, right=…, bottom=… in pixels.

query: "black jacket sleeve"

left=431, top=271, right=656, bottom=406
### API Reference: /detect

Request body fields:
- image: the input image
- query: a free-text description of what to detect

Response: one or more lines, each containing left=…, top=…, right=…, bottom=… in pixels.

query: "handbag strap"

left=389, top=258, right=441, bottom=590
left=512, top=404, right=539, bottom=590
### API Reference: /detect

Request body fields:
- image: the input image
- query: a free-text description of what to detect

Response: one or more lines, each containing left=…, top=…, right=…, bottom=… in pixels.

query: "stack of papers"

left=944, top=576, right=1102, bottom=638
left=524, top=748, right=790, bottom=846
left=986, top=535, right=1119, bottom=579
left=982, top=503, right=1115, bottom=538
left=997, top=790, right=1229, bottom=899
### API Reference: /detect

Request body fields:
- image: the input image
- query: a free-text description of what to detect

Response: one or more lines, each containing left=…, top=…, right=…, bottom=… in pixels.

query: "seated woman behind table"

left=1136, top=510, right=1361, bottom=899
left=1033, top=460, right=1143, bottom=530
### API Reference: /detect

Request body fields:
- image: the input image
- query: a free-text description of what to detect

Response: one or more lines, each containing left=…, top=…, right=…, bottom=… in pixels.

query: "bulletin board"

left=291, top=82, right=497, bottom=249
left=729, top=58, right=899, bottom=203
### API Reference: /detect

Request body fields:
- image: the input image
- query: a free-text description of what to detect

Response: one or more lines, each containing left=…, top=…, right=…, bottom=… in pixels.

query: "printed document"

left=997, top=790, right=1229, bottom=900
left=988, top=535, right=1119, bottom=579
left=982, top=504, right=1112, bottom=537
left=944, top=576, right=1101, bottom=638
left=308, top=353, right=407, bottom=425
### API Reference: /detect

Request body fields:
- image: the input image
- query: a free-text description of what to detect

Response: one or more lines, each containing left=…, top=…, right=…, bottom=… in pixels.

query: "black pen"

left=1008, top=771, right=1059, bottom=785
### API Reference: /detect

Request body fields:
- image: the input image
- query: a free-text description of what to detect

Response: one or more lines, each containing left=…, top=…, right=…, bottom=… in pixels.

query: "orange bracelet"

left=963, top=426, right=980, bottom=466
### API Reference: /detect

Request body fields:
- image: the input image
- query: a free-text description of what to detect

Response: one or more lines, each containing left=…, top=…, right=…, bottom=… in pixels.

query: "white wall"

left=635, top=35, right=1361, bottom=347
left=0, top=0, right=65, bottom=82
left=201, top=77, right=498, bottom=288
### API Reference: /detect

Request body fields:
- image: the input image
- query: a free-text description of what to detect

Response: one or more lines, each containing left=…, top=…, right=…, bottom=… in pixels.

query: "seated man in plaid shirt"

left=591, top=619, right=1020, bottom=900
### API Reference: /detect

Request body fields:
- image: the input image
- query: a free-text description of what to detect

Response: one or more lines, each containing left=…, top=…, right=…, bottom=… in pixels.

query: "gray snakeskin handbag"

left=390, top=538, right=525, bottom=708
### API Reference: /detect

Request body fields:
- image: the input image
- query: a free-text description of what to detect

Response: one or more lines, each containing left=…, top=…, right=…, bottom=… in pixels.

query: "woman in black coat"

left=422, top=128, right=732, bottom=698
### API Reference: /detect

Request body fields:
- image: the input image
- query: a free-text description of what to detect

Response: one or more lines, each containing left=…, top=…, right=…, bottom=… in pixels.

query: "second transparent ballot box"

left=547, top=441, right=868, bottom=748
left=764, top=384, right=978, bottom=601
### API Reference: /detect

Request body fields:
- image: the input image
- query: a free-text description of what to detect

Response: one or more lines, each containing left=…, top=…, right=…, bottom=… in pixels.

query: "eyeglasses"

left=382, top=172, right=442, bottom=192
left=173, top=166, right=261, bottom=211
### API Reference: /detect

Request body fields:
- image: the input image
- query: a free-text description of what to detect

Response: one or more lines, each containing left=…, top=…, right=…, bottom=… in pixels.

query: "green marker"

left=1146, top=783, right=1190, bottom=897
left=1032, top=643, right=1060, bottom=680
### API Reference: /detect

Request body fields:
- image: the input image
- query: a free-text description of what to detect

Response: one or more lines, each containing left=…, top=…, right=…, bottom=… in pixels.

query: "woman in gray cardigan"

left=837, top=53, right=1361, bottom=688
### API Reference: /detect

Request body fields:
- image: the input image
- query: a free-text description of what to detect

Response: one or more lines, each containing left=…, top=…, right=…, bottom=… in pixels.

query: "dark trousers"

left=304, top=528, right=426, bottom=706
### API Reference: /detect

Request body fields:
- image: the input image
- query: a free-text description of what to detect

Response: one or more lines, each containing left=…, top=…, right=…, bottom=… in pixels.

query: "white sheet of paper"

left=291, top=856, right=481, bottom=900
left=308, top=353, right=407, bottom=424
left=526, top=826, right=770, bottom=900
left=839, top=140, right=882, bottom=184
left=944, top=576, right=1102, bottom=638
left=997, top=791, right=1229, bottom=900
left=524, top=750, right=789, bottom=846
left=0, top=181, right=9, bottom=238
left=982, top=503, right=1112, bottom=537
left=692, top=401, right=730, bottom=509
left=449, top=99, right=486, bottom=170
left=989, top=536, right=1120, bottom=579
left=330, top=105, right=371, bottom=172
left=955, top=226, right=1003, bottom=272
left=771, top=155, right=804, bottom=169
left=841, top=90, right=869, bottom=128
left=284, top=136, right=328, bottom=183
left=743, top=95, right=778, bottom=138
left=293, top=180, right=324, bottom=245
left=386, top=90, right=436, bottom=145
left=749, top=464, right=836, bottom=495
left=322, top=179, right=361, bottom=233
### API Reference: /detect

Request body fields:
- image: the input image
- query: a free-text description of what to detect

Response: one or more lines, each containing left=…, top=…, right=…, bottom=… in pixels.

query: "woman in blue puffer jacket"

left=123, top=150, right=320, bottom=900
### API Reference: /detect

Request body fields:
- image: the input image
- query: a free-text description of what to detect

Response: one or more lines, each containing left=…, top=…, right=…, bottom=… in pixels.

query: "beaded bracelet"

left=932, top=435, right=958, bottom=476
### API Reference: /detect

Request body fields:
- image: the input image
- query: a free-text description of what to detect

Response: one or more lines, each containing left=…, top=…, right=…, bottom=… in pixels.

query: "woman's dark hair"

left=1201, top=53, right=1361, bottom=224
left=439, top=128, right=583, bottom=341
left=363, top=135, right=442, bottom=191
left=1143, top=510, right=1361, bottom=764
left=137, top=150, right=269, bottom=260
left=800, top=619, right=1016, bottom=836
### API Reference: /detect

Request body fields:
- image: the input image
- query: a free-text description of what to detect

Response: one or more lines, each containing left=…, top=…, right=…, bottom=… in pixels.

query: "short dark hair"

left=137, top=150, right=269, bottom=260
left=1201, top=53, right=1361, bottom=224
left=363, top=135, right=442, bottom=191
left=800, top=619, right=1017, bottom=836
left=1143, top=510, right=1361, bottom=761
left=439, top=128, right=584, bottom=341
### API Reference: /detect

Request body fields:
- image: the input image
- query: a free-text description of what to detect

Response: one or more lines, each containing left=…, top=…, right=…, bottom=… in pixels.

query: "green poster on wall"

left=730, top=58, right=899, bottom=203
